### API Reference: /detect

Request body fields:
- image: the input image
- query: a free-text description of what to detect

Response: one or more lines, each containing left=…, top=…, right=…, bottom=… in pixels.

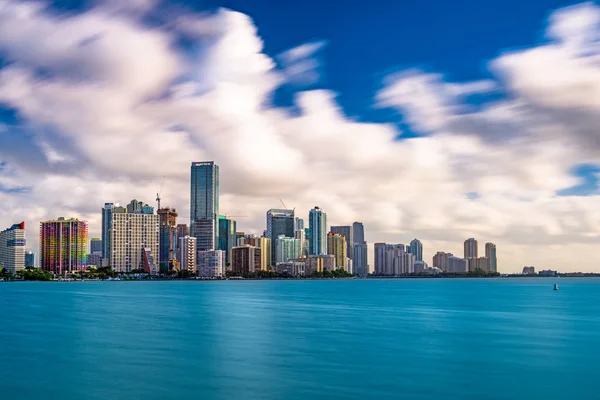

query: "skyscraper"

left=352, top=222, right=365, bottom=244
left=308, top=206, right=327, bottom=255
left=464, top=238, right=478, bottom=259
left=0, top=222, right=26, bottom=274
left=295, top=218, right=305, bottom=231
left=330, top=226, right=353, bottom=259
left=353, top=243, right=368, bottom=276
left=409, top=239, right=423, bottom=261
left=266, top=209, right=295, bottom=266
left=190, top=161, right=219, bottom=249
left=158, top=207, right=178, bottom=272
left=90, top=238, right=102, bottom=255
left=179, top=236, right=197, bottom=273
left=275, top=235, right=303, bottom=264
left=110, top=200, right=159, bottom=273
left=101, top=203, right=115, bottom=261
left=40, top=218, right=88, bottom=274
left=192, top=219, right=216, bottom=252
left=218, top=215, right=237, bottom=264
left=25, top=251, right=35, bottom=268
left=486, top=242, right=497, bottom=273
left=327, top=232, right=347, bottom=270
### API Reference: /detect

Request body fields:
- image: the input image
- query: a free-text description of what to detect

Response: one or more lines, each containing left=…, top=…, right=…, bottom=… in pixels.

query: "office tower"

left=218, top=215, right=237, bottom=264
left=198, top=250, right=225, bottom=277
left=352, top=222, right=365, bottom=244
left=330, top=226, right=353, bottom=259
left=295, top=218, right=305, bottom=231
left=308, top=206, right=327, bottom=255
left=157, top=207, right=178, bottom=272
left=327, top=232, right=347, bottom=270
left=101, top=203, right=115, bottom=261
left=409, top=239, right=423, bottom=262
left=432, top=251, right=449, bottom=272
left=231, top=245, right=261, bottom=274
left=0, top=222, right=26, bottom=274
left=191, top=219, right=215, bottom=252
left=238, top=235, right=271, bottom=271
left=275, top=235, right=303, bottom=264
left=190, top=161, right=219, bottom=249
left=266, top=209, right=295, bottom=266
left=40, top=218, right=88, bottom=274
left=176, top=224, right=189, bottom=240
left=179, top=236, right=197, bottom=273
left=90, top=238, right=102, bottom=255
left=110, top=200, right=159, bottom=273
left=305, top=254, right=335, bottom=275
left=127, top=199, right=154, bottom=214
left=25, top=251, right=35, bottom=268
left=486, top=242, right=497, bottom=273
left=464, top=238, right=478, bottom=259
left=353, top=243, right=368, bottom=276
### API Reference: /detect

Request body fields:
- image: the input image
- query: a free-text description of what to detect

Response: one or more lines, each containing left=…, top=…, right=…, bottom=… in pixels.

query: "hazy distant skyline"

left=1, top=0, right=599, bottom=272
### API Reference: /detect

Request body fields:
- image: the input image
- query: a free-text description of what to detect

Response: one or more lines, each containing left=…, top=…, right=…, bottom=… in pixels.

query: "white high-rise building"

left=110, top=202, right=159, bottom=273
left=179, top=236, right=197, bottom=273
left=275, top=235, right=303, bottom=264
left=0, top=222, right=26, bottom=274
left=198, top=250, right=225, bottom=277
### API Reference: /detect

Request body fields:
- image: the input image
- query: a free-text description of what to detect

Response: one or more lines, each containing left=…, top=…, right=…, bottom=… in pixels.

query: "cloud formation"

left=0, top=1, right=599, bottom=272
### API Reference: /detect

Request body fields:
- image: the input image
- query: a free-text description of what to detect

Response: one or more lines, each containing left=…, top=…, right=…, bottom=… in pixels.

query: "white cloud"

left=0, top=1, right=599, bottom=272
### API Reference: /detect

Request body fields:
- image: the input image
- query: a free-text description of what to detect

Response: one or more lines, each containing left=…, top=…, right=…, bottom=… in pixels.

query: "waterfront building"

left=266, top=209, right=295, bottom=266
left=374, top=243, right=415, bottom=275
left=522, top=266, right=535, bottom=274
left=330, top=226, right=353, bottom=259
left=90, top=238, right=102, bottom=255
left=308, top=206, right=327, bottom=255
left=327, top=232, right=347, bottom=270
left=218, top=215, right=237, bottom=264
left=110, top=200, right=159, bottom=274
left=486, top=242, right=497, bottom=273
left=0, top=222, right=26, bottom=274
left=464, top=238, right=478, bottom=259
left=475, top=257, right=490, bottom=272
left=190, top=161, right=219, bottom=252
left=409, top=239, right=423, bottom=262
left=197, top=250, right=224, bottom=277
left=539, top=270, right=557, bottom=277
left=87, top=253, right=102, bottom=267
left=231, top=245, right=261, bottom=274
left=179, top=236, right=197, bottom=273
left=353, top=242, right=368, bottom=276
left=158, top=207, right=178, bottom=272
left=25, top=251, right=34, bottom=268
left=40, top=218, right=88, bottom=274
left=352, top=222, right=365, bottom=245
left=275, top=235, right=303, bottom=264
left=275, top=259, right=307, bottom=276
left=305, top=254, right=335, bottom=275
left=101, top=203, right=115, bottom=261
left=447, top=255, right=468, bottom=273
left=238, top=235, right=271, bottom=271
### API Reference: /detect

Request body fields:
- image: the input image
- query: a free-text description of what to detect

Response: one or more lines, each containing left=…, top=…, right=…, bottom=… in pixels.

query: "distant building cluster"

left=1, top=161, right=507, bottom=278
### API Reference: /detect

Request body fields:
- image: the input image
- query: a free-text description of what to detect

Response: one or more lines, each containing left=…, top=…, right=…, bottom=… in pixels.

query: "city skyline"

left=1, top=0, right=599, bottom=273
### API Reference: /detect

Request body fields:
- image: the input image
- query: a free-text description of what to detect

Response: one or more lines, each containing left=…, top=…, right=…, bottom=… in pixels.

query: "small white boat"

left=554, top=284, right=559, bottom=291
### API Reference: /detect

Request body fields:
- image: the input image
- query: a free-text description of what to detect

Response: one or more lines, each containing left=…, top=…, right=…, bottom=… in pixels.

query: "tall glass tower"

left=308, top=206, right=327, bottom=255
left=190, top=162, right=219, bottom=250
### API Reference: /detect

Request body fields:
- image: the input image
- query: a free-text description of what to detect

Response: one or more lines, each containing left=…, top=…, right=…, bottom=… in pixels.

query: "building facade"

left=231, top=245, right=261, bottom=275
left=179, top=236, right=197, bottom=273
left=275, top=235, right=303, bottom=264
left=25, top=251, right=35, bottom=268
left=101, top=203, right=115, bottom=262
left=352, top=222, right=365, bottom=244
left=266, top=209, right=295, bottom=267
left=276, top=259, right=306, bottom=276
left=198, top=250, right=224, bottom=277
left=374, top=243, right=415, bottom=275
left=238, top=235, right=271, bottom=271
left=110, top=201, right=159, bottom=273
left=305, top=254, right=335, bottom=275
left=90, top=238, right=102, bottom=255
left=0, top=222, right=26, bottom=274
left=40, top=218, right=88, bottom=274
left=308, top=206, right=327, bottom=255
left=327, top=232, right=347, bottom=270
left=464, top=238, right=478, bottom=259
left=158, top=207, right=178, bottom=272
left=409, top=239, right=423, bottom=261
left=192, top=218, right=216, bottom=252
left=218, top=216, right=237, bottom=264
left=353, top=243, right=368, bottom=276
left=330, top=225, right=353, bottom=259
left=485, top=242, right=497, bottom=273
left=190, top=161, right=219, bottom=251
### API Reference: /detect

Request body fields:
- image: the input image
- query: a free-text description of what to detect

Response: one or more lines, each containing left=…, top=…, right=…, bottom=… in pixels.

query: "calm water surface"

left=1, top=279, right=599, bottom=399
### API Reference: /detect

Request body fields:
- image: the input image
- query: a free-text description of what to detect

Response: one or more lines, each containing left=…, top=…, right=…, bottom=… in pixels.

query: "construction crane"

left=156, top=176, right=166, bottom=210
left=223, top=214, right=248, bottom=219
left=280, top=199, right=288, bottom=210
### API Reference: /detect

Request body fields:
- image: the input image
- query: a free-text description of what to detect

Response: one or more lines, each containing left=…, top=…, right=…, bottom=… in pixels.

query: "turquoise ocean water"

left=1, top=278, right=599, bottom=399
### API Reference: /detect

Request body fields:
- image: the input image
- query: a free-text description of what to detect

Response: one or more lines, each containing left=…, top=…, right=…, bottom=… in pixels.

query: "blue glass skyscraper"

left=190, top=162, right=219, bottom=250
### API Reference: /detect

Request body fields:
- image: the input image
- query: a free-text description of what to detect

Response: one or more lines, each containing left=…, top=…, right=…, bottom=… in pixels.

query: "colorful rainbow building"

left=39, top=217, right=88, bottom=275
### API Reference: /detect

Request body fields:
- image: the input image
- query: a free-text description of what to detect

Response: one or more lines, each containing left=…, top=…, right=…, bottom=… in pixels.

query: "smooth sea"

left=1, top=278, right=599, bottom=399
